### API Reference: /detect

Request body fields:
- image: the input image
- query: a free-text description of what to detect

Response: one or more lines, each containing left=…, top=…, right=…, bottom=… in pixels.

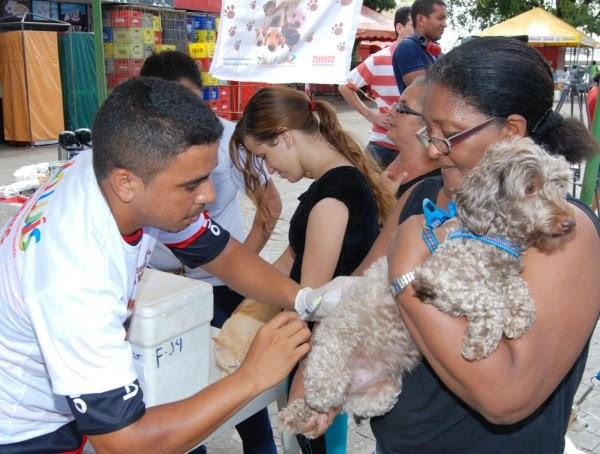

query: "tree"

left=448, top=1, right=600, bottom=36
left=363, top=0, right=397, bottom=13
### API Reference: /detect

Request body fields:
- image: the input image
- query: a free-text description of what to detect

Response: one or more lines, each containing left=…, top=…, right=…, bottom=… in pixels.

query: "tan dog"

left=212, top=298, right=282, bottom=375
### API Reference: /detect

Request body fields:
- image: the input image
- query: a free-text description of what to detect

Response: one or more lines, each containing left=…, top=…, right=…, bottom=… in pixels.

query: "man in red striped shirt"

left=338, top=7, right=413, bottom=169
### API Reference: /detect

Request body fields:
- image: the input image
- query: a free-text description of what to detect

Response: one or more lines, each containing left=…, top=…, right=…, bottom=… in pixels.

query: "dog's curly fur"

left=279, top=138, right=576, bottom=437
left=414, top=137, right=575, bottom=360
left=279, top=256, right=420, bottom=438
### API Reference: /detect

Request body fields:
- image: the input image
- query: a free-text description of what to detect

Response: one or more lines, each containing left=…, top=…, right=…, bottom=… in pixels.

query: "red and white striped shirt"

left=347, top=42, right=399, bottom=148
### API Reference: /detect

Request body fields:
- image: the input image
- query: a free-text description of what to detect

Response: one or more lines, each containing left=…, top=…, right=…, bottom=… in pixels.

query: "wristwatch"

left=389, top=271, right=416, bottom=299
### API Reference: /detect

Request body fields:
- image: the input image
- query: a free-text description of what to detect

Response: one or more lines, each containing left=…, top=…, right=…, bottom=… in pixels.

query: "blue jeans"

left=366, top=142, right=397, bottom=169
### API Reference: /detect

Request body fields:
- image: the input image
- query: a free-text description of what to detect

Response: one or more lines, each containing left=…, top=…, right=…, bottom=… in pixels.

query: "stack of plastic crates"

left=102, top=5, right=185, bottom=91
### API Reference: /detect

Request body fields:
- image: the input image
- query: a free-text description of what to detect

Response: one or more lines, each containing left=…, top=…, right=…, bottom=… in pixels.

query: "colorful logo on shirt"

left=18, top=161, right=74, bottom=251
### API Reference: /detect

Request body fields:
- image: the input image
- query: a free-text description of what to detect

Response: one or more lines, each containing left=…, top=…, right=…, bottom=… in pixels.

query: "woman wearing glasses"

left=371, top=36, right=600, bottom=452
left=355, top=78, right=441, bottom=277
left=382, top=76, right=441, bottom=200
left=231, top=85, right=394, bottom=453
left=312, top=37, right=599, bottom=451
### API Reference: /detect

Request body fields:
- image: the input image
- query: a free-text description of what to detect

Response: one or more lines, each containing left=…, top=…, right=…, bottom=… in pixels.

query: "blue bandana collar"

left=421, top=198, right=457, bottom=253
left=423, top=198, right=456, bottom=229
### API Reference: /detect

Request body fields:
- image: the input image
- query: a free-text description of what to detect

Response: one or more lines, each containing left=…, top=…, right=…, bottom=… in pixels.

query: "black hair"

left=394, top=6, right=411, bottom=27
left=410, top=0, right=447, bottom=27
left=140, top=50, right=203, bottom=90
left=92, top=77, right=223, bottom=183
left=427, top=36, right=598, bottom=164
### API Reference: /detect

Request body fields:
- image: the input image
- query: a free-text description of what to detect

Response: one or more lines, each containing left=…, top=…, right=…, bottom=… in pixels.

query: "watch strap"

left=389, top=271, right=416, bottom=299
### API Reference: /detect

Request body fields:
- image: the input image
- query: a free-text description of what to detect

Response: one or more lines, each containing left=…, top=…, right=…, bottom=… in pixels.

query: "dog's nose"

left=561, top=219, right=576, bottom=233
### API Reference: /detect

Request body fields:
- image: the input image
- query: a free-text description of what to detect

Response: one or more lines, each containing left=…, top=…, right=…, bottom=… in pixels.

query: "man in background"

left=392, top=0, right=447, bottom=94
left=337, top=6, right=413, bottom=168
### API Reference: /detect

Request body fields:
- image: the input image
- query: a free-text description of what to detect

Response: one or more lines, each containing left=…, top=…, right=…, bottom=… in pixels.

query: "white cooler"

left=127, top=268, right=213, bottom=407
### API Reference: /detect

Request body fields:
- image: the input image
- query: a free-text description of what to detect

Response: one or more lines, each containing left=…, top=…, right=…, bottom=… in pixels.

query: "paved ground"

left=1, top=95, right=600, bottom=453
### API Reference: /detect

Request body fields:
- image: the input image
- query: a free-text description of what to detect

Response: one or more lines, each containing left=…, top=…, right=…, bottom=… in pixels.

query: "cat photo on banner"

left=210, top=0, right=362, bottom=84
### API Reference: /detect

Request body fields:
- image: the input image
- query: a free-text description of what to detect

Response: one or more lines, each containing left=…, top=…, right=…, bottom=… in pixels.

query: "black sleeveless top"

left=371, top=176, right=600, bottom=454
left=288, top=166, right=379, bottom=283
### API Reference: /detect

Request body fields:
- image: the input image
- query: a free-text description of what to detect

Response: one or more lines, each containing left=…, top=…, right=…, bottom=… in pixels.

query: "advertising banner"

left=210, top=0, right=362, bottom=84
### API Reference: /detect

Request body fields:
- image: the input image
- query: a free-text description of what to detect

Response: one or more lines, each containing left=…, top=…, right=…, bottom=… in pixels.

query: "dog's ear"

left=455, top=143, right=514, bottom=235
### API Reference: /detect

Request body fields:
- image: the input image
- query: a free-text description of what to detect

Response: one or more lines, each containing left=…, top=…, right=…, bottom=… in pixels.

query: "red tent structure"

left=356, top=6, right=395, bottom=42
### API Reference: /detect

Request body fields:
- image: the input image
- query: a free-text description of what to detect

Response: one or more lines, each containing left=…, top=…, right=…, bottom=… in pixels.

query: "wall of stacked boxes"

left=102, top=3, right=267, bottom=120
left=0, top=0, right=269, bottom=145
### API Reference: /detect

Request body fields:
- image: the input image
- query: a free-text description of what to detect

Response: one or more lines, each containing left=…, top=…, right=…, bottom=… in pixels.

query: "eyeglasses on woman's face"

left=415, top=117, right=496, bottom=154
left=392, top=102, right=423, bottom=117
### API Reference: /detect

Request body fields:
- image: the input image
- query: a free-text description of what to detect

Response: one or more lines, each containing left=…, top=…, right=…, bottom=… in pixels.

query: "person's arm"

left=202, top=237, right=299, bottom=310
left=243, top=178, right=282, bottom=254
left=286, top=197, right=349, bottom=432
left=299, top=197, right=348, bottom=288
left=388, top=207, right=600, bottom=424
left=87, top=311, right=311, bottom=452
left=272, top=245, right=295, bottom=275
left=337, top=82, right=388, bottom=129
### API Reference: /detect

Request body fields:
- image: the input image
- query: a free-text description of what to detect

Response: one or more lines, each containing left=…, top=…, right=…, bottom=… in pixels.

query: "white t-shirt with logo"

left=0, top=149, right=229, bottom=445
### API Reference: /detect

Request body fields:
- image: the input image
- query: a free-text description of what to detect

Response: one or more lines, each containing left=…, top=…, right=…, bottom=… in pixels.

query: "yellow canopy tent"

left=479, top=7, right=596, bottom=48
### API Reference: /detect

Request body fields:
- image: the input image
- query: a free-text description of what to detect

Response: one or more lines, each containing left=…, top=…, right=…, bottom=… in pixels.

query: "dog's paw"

left=504, top=301, right=536, bottom=340
left=461, top=333, right=501, bottom=361
left=279, top=399, right=326, bottom=439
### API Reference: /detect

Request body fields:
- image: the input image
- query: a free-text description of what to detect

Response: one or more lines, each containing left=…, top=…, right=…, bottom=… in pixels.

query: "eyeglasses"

left=392, top=102, right=423, bottom=117
left=415, top=117, right=496, bottom=154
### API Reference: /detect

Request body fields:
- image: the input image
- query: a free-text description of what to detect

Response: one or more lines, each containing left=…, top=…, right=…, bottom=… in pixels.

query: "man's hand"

left=238, top=311, right=311, bottom=392
left=368, top=110, right=391, bottom=128
left=294, top=276, right=359, bottom=321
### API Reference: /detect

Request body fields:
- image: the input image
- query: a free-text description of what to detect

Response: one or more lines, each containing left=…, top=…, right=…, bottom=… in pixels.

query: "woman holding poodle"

left=317, top=37, right=600, bottom=452
left=231, top=85, right=394, bottom=453
left=373, top=36, right=600, bottom=452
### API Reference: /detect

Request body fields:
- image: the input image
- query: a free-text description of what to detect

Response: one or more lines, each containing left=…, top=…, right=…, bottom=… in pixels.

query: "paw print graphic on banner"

left=224, top=5, right=235, bottom=19
left=210, top=0, right=363, bottom=84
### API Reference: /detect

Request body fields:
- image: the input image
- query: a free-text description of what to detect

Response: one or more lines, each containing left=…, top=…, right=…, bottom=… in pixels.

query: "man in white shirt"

left=0, top=77, right=327, bottom=453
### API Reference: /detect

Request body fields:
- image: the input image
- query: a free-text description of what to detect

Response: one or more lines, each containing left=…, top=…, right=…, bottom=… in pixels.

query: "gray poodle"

left=279, top=138, right=576, bottom=437
left=414, top=137, right=575, bottom=360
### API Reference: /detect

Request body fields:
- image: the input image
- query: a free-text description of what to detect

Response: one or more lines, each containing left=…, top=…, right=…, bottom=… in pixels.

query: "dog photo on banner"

left=210, top=0, right=362, bottom=84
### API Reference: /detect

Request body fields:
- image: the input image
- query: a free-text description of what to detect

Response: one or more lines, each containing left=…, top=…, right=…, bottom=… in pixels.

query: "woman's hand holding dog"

left=286, top=360, right=340, bottom=438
